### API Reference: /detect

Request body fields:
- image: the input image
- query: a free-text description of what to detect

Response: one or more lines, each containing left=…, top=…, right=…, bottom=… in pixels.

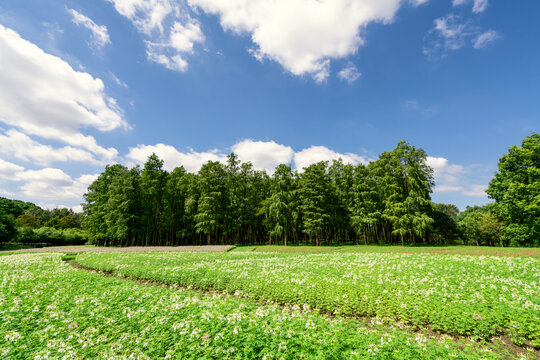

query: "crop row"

left=76, top=251, right=540, bottom=347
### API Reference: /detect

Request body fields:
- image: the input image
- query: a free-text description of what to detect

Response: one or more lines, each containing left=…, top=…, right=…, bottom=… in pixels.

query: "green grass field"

left=1, top=247, right=538, bottom=359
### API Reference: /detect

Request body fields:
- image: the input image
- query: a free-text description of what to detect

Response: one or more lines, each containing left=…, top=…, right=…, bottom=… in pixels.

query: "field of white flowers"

left=0, top=252, right=538, bottom=359
left=77, top=251, right=540, bottom=349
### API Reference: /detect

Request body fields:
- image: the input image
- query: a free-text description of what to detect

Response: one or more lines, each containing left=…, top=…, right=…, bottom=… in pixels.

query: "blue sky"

left=0, top=0, right=538, bottom=211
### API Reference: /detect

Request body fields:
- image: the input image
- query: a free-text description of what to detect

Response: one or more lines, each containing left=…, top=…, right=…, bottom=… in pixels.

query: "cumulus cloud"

left=338, top=62, right=362, bottom=84
left=68, top=8, right=111, bottom=50
left=423, top=14, right=497, bottom=57
left=188, top=0, right=403, bottom=82
left=126, top=143, right=227, bottom=172
left=426, top=156, right=487, bottom=198
left=231, top=139, right=294, bottom=172
left=0, top=158, right=24, bottom=180
left=294, top=146, right=367, bottom=171
left=0, top=25, right=126, bottom=163
left=473, top=30, right=498, bottom=49
left=0, top=155, right=97, bottom=207
left=127, top=140, right=366, bottom=174
left=19, top=171, right=95, bottom=204
left=107, top=0, right=204, bottom=72
left=0, top=129, right=105, bottom=166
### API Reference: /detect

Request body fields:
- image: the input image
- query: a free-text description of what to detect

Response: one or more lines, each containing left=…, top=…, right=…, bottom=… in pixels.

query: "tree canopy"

left=82, top=141, right=444, bottom=247
left=486, top=132, right=539, bottom=246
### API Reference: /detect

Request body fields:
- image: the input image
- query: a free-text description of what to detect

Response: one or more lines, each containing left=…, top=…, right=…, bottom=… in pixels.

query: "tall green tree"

left=486, top=132, right=540, bottom=246
left=195, top=161, right=227, bottom=245
left=82, top=164, right=127, bottom=245
left=299, top=162, right=332, bottom=246
left=259, top=164, right=296, bottom=246
left=377, top=141, right=434, bottom=245
left=141, top=154, right=168, bottom=245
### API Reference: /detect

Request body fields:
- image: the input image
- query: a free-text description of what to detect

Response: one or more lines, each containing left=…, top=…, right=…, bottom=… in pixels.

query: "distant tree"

left=0, top=214, right=17, bottom=245
left=57, top=216, right=78, bottom=229
left=15, top=214, right=39, bottom=228
left=44, top=217, right=61, bottom=229
left=457, top=205, right=505, bottom=246
left=429, top=203, right=460, bottom=244
left=486, top=132, right=539, bottom=246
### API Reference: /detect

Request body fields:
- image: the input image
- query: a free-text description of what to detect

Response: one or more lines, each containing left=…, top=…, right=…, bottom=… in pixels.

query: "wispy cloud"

left=424, top=14, right=498, bottom=58
left=338, top=62, right=362, bottom=84
left=473, top=30, right=499, bottom=49
left=68, top=9, right=111, bottom=50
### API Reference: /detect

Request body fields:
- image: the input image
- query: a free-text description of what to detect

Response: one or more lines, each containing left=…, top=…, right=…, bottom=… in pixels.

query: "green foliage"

left=457, top=206, right=505, bottom=247
left=1, top=253, right=517, bottom=359
left=0, top=213, right=17, bottom=245
left=487, top=132, right=539, bottom=246
left=429, top=203, right=460, bottom=244
left=15, top=213, right=39, bottom=228
left=78, top=250, right=540, bottom=348
left=81, top=141, right=477, bottom=247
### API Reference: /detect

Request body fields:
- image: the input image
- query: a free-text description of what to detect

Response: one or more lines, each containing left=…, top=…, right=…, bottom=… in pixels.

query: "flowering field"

left=243, top=245, right=540, bottom=257
left=0, top=253, right=523, bottom=359
left=77, top=251, right=540, bottom=350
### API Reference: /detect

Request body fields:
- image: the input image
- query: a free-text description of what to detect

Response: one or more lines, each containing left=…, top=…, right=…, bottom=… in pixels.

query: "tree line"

left=0, top=198, right=86, bottom=247
left=83, top=141, right=442, bottom=247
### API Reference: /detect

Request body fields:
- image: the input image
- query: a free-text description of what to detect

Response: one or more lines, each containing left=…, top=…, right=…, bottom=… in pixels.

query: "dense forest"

left=0, top=198, right=86, bottom=246
left=80, top=135, right=539, bottom=247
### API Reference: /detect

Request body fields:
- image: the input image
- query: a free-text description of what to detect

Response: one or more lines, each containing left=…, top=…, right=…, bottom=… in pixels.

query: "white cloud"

left=462, top=184, right=487, bottom=197
left=107, top=0, right=179, bottom=34
left=231, top=139, right=294, bottom=172
left=127, top=140, right=366, bottom=174
left=472, top=0, right=488, bottom=13
left=0, top=158, right=24, bottom=180
left=294, top=146, right=367, bottom=171
left=338, top=62, right=362, bottom=84
left=453, top=0, right=489, bottom=13
left=473, top=30, right=498, bottom=49
left=188, top=0, right=403, bottom=82
left=410, top=0, right=431, bottom=5
left=0, top=129, right=104, bottom=166
left=20, top=171, right=92, bottom=204
left=426, top=156, right=487, bottom=198
left=110, top=72, right=128, bottom=88
left=0, top=155, right=96, bottom=206
left=126, top=143, right=226, bottom=172
left=107, top=0, right=204, bottom=72
left=432, top=14, right=472, bottom=51
left=68, top=9, right=111, bottom=50
left=424, top=14, right=496, bottom=57
left=0, top=188, right=15, bottom=197
left=0, top=25, right=126, bottom=163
